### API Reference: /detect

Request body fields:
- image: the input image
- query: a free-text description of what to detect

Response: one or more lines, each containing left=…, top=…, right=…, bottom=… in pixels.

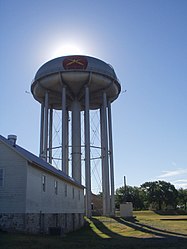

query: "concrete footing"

left=0, top=213, right=84, bottom=234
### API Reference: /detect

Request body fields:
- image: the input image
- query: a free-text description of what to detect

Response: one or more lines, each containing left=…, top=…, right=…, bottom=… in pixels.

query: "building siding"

left=26, top=163, right=84, bottom=214
left=0, top=139, right=85, bottom=234
left=0, top=142, right=27, bottom=213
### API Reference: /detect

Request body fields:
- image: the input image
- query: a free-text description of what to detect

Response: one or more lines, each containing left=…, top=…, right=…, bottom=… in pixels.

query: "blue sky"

left=0, top=0, right=187, bottom=191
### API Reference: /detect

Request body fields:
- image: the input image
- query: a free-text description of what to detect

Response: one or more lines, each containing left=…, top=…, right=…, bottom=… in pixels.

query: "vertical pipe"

left=108, top=101, right=115, bottom=216
left=49, top=107, right=53, bottom=164
left=100, top=106, right=106, bottom=215
left=65, top=110, right=69, bottom=175
left=100, top=92, right=110, bottom=216
left=44, top=91, right=49, bottom=161
left=85, top=86, right=91, bottom=217
left=40, top=103, right=44, bottom=158
left=62, top=86, right=68, bottom=173
left=124, top=176, right=127, bottom=202
left=71, top=99, right=81, bottom=183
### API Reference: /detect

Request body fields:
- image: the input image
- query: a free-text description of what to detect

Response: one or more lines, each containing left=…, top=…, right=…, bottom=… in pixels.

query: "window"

left=78, top=190, right=81, bottom=200
left=72, top=187, right=75, bottom=199
left=0, top=169, right=4, bottom=187
left=54, top=180, right=58, bottom=195
left=65, top=184, right=67, bottom=197
left=42, top=175, right=46, bottom=192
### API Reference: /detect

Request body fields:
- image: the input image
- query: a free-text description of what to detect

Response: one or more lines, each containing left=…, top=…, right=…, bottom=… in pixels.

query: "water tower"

left=31, top=55, right=121, bottom=217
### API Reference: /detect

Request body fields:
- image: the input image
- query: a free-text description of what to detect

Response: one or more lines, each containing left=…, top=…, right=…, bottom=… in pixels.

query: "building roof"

left=0, top=135, right=84, bottom=189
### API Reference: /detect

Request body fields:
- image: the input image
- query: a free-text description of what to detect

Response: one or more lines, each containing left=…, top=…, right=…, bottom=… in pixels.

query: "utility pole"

left=124, top=176, right=127, bottom=203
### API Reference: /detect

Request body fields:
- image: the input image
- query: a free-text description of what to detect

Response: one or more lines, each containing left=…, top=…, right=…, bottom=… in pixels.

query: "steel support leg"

left=62, top=86, right=68, bottom=173
left=49, top=107, right=53, bottom=164
left=100, top=92, right=110, bottom=216
left=85, top=86, right=91, bottom=217
left=71, top=99, right=81, bottom=183
left=44, top=91, right=49, bottom=161
left=40, top=103, right=44, bottom=158
left=108, top=101, right=115, bottom=216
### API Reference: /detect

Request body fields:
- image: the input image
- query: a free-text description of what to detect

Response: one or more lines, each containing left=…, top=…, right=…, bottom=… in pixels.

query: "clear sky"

left=0, top=0, right=187, bottom=191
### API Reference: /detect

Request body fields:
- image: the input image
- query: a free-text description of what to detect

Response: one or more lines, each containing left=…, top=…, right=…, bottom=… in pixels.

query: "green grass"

left=0, top=211, right=187, bottom=249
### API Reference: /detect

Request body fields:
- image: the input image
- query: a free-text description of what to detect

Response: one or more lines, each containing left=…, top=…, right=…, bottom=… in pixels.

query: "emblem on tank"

left=63, top=55, right=88, bottom=70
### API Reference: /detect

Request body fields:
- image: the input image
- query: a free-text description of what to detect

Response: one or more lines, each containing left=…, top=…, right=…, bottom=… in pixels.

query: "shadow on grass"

left=154, top=210, right=187, bottom=215
left=115, top=217, right=187, bottom=239
left=1, top=218, right=187, bottom=249
left=90, top=217, right=123, bottom=239
left=89, top=217, right=187, bottom=249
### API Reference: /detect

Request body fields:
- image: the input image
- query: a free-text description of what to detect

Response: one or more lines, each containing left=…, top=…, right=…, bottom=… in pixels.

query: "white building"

left=0, top=135, right=85, bottom=234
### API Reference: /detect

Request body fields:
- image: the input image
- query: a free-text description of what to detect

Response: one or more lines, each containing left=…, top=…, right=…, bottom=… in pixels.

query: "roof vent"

left=8, top=135, right=17, bottom=147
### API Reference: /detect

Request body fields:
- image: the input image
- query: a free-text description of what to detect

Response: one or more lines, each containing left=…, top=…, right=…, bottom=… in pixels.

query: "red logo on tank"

left=63, top=56, right=88, bottom=70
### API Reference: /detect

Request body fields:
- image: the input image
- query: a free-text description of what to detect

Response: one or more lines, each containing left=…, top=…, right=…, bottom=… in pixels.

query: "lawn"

left=0, top=211, right=187, bottom=249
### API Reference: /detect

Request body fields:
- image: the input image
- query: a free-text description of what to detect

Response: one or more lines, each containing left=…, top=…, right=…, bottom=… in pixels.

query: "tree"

left=177, top=188, right=187, bottom=210
left=115, top=185, right=146, bottom=210
left=141, top=180, right=178, bottom=210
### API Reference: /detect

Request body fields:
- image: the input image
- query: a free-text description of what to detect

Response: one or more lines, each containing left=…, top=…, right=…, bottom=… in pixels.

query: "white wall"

left=0, top=142, right=27, bottom=213
left=26, top=163, right=84, bottom=214
left=0, top=141, right=84, bottom=215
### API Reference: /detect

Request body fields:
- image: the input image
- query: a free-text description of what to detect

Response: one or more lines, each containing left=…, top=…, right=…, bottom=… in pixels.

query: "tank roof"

left=31, top=55, right=121, bottom=110
left=34, top=55, right=118, bottom=81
